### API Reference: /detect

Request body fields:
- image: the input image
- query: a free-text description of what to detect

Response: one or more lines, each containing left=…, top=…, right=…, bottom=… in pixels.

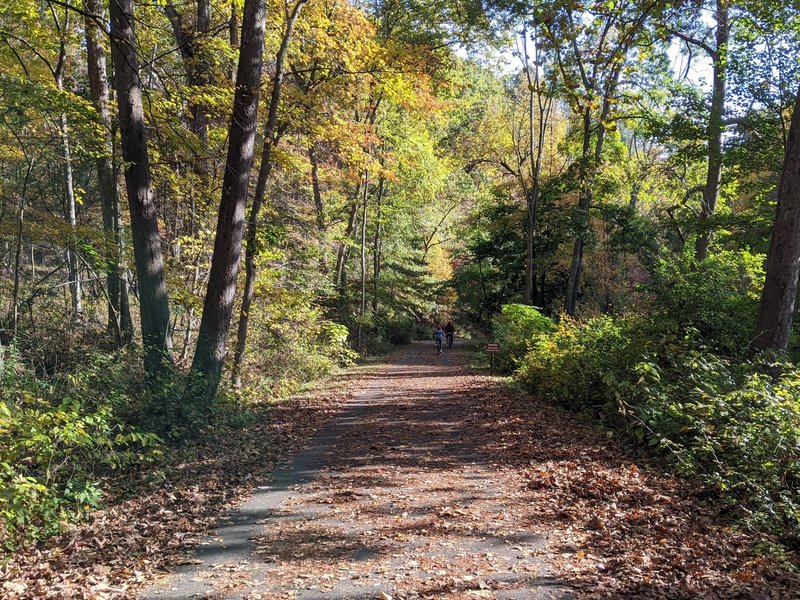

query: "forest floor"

left=3, top=342, right=798, bottom=599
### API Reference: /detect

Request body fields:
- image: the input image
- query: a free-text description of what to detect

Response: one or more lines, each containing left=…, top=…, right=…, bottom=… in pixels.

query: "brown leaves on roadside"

left=0, top=371, right=371, bottom=599
left=3, top=346, right=798, bottom=600
left=472, top=386, right=800, bottom=599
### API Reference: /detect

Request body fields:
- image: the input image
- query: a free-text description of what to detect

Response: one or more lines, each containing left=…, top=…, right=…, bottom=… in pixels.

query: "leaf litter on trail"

left=0, top=369, right=375, bottom=599
left=3, top=345, right=798, bottom=599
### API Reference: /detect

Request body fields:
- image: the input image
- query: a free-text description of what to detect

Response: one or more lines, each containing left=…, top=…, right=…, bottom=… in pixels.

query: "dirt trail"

left=142, top=343, right=573, bottom=599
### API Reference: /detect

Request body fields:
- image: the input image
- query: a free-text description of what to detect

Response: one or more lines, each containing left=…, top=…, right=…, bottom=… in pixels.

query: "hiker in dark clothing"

left=444, top=321, right=455, bottom=348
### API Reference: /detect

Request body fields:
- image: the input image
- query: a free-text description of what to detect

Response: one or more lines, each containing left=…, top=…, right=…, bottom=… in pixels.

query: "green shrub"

left=0, top=347, right=162, bottom=550
left=622, top=354, right=800, bottom=538
left=516, top=314, right=636, bottom=405
left=646, top=250, right=763, bottom=355
left=515, top=312, right=800, bottom=541
left=240, top=298, right=356, bottom=398
left=381, top=315, right=429, bottom=346
left=493, top=304, right=554, bottom=373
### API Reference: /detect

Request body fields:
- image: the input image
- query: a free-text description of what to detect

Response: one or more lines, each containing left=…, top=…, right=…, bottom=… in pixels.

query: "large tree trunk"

left=752, top=85, right=800, bottom=352
left=232, top=0, right=306, bottom=388
left=85, top=0, right=129, bottom=343
left=192, top=0, right=267, bottom=400
left=109, top=0, right=173, bottom=376
left=694, top=0, right=728, bottom=261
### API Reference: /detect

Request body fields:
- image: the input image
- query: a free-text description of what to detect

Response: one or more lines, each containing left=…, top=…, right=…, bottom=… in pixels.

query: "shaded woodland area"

left=1, top=0, right=799, bottom=590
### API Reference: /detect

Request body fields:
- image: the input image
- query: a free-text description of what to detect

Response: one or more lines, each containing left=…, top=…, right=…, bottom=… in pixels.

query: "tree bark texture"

left=85, top=0, right=129, bottom=342
left=694, top=0, right=728, bottom=261
left=109, top=0, right=174, bottom=375
left=192, top=0, right=267, bottom=400
left=232, top=0, right=306, bottom=387
left=752, top=85, right=800, bottom=352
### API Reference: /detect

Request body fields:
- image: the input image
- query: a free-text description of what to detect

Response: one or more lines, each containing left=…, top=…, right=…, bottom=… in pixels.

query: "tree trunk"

left=372, top=178, right=385, bottom=316
left=164, top=0, right=211, bottom=142
left=752, top=85, right=800, bottom=352
left=564, top=66, right=619, bottom=316
left=60, top=112, right=82, bottom=321
left=192, top=0, right=267, bottom=400
left=12, top=202, right=23, bottom=337
left=357, top=170, right=370, bottom=353
left=232, top=0, right=306, bottom=387
left=85, top=0, right=127, bottom=343
left=522, top=25, right=537, bottom=306
left=54, top=30, right=82, bottom=321
left=229, top=0, right=240, bottom=83
left=109, top=0, right=173, bottom=376
left=694, top=0, right=728, bottom=261
left=565, top=107, right=593, bottom=316
left=309, top=145, right=326, bottom=231
left=335, top=188, right=361, bottom=294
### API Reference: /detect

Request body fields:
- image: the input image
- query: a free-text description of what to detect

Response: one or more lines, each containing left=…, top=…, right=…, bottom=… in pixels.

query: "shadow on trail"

left=142, top=341, right=574, bottom=600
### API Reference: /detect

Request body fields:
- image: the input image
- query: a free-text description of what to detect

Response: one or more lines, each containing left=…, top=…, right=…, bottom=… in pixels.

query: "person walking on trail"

left=444, top=321, right=455, bottom=348
left=434, top=326, right=445, bottom=354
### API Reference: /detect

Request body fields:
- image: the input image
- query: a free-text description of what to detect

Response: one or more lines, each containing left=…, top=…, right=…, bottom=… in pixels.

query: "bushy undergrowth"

left=240, top=299, right=356, bottom=399
left=507, top=251, right=799, bottom=543
left=1, top=304, right=360, bottom=551
left=646, top=251, right=763, bottom=355
left=493, top=303, right=554, bottom=373
left=0, top=347, right=162, bottom=550
left=627, top=353, right=800, bottom=537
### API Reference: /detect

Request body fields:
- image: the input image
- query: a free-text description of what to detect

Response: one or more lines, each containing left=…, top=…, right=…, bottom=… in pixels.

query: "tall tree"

left=192, top=0, right=267, bottom=400
left=84, top=0, right=131, bottom=342
left=232, top=0, right=308, bottom=387
left=109, top=0, right=173, bottom=375
left=520, top=21, right=554, bottom=306
left=666, top=0, right=730, bottom=260
left=539, top=0, right=656, bottom=315
left=751, top=84, right=800, bottom=352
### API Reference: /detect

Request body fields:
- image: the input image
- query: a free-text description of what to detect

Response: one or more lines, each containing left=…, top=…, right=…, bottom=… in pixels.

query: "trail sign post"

left=485, top=343, right=499, bottom=375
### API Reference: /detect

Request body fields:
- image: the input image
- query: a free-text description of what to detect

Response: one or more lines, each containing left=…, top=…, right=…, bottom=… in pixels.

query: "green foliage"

left=516, top=313, right=800, bottom=541
left=0, top=348, right=162, bottom=550
left=517, top=315, right=637, bottom=406
left=646, top=250, right=764, bottom=355
left=239, top=291, right=356, bottom=399
left=493, top=304, right=553, bottom=373
left=377, top=314, right=430, bottom=347
left=623, top=354, right=800, bottom=538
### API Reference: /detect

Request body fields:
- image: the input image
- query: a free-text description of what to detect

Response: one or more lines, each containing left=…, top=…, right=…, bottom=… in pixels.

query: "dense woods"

left=1, top=0, right=799, bottom=583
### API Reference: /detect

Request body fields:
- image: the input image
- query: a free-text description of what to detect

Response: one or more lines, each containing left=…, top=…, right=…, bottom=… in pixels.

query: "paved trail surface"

left=143, top=343, right=574, bottom=599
